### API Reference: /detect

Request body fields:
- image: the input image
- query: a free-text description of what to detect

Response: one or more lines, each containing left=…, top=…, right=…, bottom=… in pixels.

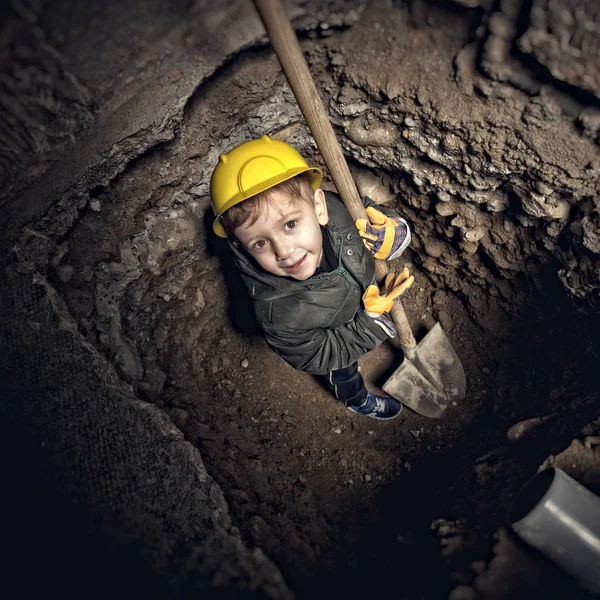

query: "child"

left=210, top=136, right=413, bottom=419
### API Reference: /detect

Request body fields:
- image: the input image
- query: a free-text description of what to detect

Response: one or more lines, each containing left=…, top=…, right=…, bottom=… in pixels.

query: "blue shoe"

left=347, top=392, right=403, bottom=420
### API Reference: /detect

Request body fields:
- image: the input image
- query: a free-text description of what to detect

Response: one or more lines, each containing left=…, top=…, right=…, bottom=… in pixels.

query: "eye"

left=284, top=220, right=297, bottom=230
left=252, top=239, right=268, bottom=251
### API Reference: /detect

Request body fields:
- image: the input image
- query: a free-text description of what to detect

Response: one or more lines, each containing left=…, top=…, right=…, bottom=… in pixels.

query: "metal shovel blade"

left=382, top=323, right=466, bottom=418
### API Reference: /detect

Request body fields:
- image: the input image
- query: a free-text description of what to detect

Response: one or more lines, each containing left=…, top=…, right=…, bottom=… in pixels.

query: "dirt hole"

left=20, top=9, right=600, bottom=600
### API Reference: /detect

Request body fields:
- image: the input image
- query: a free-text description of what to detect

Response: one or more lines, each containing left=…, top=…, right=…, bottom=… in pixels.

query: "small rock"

left=333, top=427, right=342, bottom=434
left=194, top=289, right=205, bottom=312
left=221, top=379, right=235, bottom=392
left=481, top=367, right=490, bottom=374
left=27, top=321, right=41, bottom=331
left=340, top=458, right=348, bottom=467
left=584, top=436, right=600, bottom=449
left=364, top=474, right=372, bottom=483
left=241, top=358, right=249, bottom=368
left=423, top=238, right=445, bottom=258
left=348, top=120, right=398, bottom=148
left=167, top=407, right=189, bottom=430
left=89, top=199, right=101, bottom=212
left=436, top=202, right=458, bottom=217
left=56, top=264, right=74, bottom=283
left=297, top=474, right=307, bottom=485
left=448, top=585, right=478, bottom=600
left=464, top=225, right=487, bottom=243
left=507, top=415, right=552, bottom=442
left=536, top=181, right=553, bottom=196
left=460, top=240, right=480, bottom=255
left=409, top=429, right=421, bottom=440
left=437, top=309, right=453, bottom=330
left=280, top=413, right=295, bottom=426
left=248, top=515, right=268, bottom=541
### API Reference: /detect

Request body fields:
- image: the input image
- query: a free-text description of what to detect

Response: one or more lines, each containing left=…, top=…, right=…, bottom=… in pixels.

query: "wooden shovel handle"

left=253, top=0, right=417, bottom=351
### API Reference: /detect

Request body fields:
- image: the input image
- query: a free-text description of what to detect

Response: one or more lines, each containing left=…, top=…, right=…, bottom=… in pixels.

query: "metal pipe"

left=510, top=467, right=600, bottom=595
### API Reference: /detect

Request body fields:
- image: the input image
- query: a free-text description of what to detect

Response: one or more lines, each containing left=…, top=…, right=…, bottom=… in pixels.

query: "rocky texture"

left=519, top=0, right=600, bottom=99
left=2, top=0, right=364, bottom=232
left=0, top=263, right=292, bottom=599
left=323, top=3, right=600, bottom=310
left=474, top=0, right=600, bottom=302
left=0, top=0, right=94, bottom=202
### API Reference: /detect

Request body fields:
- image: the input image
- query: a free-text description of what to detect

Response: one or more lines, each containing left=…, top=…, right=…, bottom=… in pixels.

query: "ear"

left=313, top=189, right=329, bottom=226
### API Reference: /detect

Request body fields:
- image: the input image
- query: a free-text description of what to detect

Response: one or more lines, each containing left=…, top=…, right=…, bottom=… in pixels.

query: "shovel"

left=253, top=0, right=466, bottom=417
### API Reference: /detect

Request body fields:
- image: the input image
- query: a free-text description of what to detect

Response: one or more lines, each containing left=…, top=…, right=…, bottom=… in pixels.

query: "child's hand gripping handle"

left=355, top=206, right=411, bottom=260
left=363, top=269, right=414, bottom=338
left=363, top=270, right=414, bottom=316
left=253, top=0, right=418, bottom=352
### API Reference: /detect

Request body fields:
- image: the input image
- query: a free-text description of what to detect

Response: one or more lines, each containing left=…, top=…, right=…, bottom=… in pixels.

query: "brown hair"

left=220, top=172, right=315, bottom=236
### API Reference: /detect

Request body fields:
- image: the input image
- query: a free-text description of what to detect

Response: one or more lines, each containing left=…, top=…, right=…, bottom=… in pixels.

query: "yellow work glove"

left=362, top=268, right=414, bottom=338
left=363, top=268, right=414, bottom=317
left=355, top=206, right=411, bottom=260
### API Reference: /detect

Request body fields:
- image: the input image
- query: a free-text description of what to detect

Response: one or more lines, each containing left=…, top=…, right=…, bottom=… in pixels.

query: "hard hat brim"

left=212, top=166, right=322, bottom=237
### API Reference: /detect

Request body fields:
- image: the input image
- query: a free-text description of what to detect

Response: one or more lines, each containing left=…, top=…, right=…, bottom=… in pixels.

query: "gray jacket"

left=229, top=192, right=396, bottom=375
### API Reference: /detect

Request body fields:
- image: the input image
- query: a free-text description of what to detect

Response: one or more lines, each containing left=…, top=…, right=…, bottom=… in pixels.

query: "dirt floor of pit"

left=165, top=265, right=600, bottom=600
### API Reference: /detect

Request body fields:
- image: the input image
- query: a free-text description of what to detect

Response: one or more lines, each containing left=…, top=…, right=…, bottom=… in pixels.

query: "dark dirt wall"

left=2, top=1, right=600, bottom=599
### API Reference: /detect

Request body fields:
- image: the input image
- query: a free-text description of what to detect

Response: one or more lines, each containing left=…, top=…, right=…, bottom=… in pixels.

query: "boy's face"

left=234, top=188, right=329, bottom=281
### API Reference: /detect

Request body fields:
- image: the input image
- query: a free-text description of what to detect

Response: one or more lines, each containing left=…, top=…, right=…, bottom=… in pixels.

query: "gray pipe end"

left=509, top=467, right=556, bottom=525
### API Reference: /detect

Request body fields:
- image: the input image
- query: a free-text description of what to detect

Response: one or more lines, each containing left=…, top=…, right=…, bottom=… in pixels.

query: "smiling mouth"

left=283, top=254, right=307, bottom=273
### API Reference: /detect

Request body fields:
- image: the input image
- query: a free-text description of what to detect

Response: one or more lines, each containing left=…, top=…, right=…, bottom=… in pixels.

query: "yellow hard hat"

left=210, top=135, right=322, bottom=237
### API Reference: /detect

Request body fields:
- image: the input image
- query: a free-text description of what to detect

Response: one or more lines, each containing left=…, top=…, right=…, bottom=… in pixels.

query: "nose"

left=272, top=237, right=294, bottom=261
